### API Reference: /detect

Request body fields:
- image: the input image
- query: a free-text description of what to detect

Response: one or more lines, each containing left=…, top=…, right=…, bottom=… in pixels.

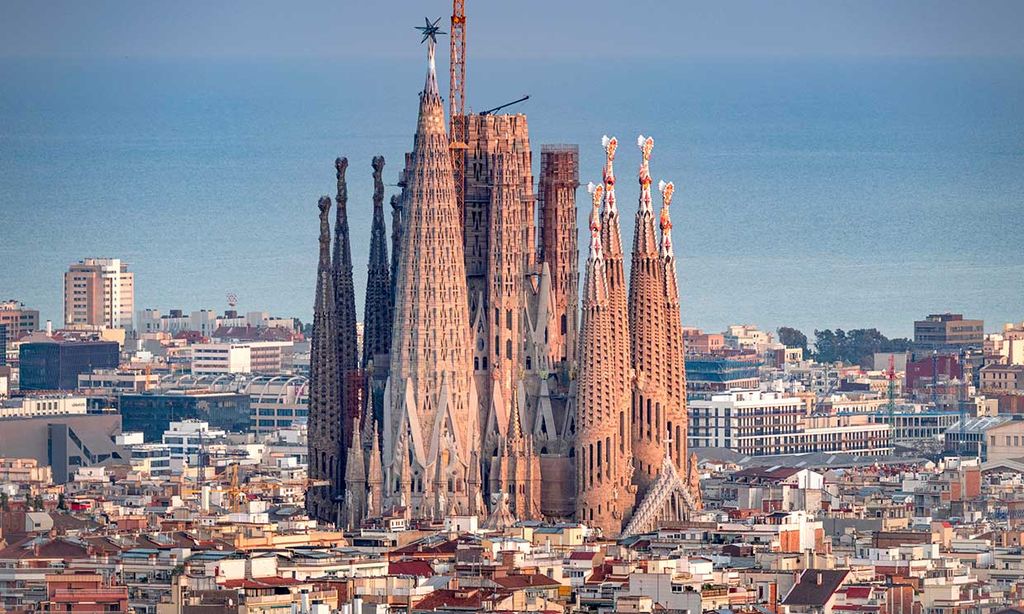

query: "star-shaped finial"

left=415, top=16, right=446, bottom=45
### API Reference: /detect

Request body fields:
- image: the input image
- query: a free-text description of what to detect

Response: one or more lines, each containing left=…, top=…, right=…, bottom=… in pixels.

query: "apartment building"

left=63, top=258, right=134, bottom=329
left=689, top=389, right=892, bottom=456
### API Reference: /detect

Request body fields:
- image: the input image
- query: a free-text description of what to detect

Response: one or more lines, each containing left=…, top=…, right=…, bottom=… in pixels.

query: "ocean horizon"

left=1, top=56, right=1021, bottom=339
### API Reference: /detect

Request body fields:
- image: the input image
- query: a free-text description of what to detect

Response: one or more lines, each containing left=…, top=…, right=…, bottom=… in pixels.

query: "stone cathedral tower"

left=628, top=136, right=678, bottom=499
left=575, top=182, right=636, bottom=537
left=363, top=157, right=393, bottom=437
left=383, top=36, right=479, bottom=518
left=307, top=196, right=344, bottom=524
left=332, top=158, right=361, bottom=487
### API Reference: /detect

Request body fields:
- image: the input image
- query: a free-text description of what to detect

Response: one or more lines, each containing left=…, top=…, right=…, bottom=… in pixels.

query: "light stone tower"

left=575, top=181, right=635, bottom=537
left=383, top=29, right=479, bottom=518
left=628, top=136, right=675, bottom=499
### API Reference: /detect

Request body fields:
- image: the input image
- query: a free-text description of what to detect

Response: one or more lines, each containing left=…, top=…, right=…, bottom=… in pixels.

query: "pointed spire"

left=307, top=195, right=343, bottom=524
left=367, top=415, right=384, bottom=518
left=389, top=193, right=404, bottom=309
left=582, top=182, right=606, bottom=305
left=637, top=135, right=655, bottom=214
left=333, top=157, right=359, bottom=376
left=363, top=156, right=393, bottom=370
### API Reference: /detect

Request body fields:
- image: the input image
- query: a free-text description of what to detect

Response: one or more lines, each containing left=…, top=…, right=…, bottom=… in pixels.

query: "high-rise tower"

left=575, top=182, right=635, bottom=537
left=307, top=196, right=344, bottom=524
left=628, top=136, right=672, bottom=498
left=384, top=33, right=479, bottom=518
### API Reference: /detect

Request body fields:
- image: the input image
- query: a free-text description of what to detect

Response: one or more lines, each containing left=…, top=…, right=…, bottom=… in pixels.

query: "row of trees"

left=777, top=326, right=912, bottom=367
left=0, top=492, right=64, bottom=511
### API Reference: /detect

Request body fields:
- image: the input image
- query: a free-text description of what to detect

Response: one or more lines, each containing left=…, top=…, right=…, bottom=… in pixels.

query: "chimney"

left=816, top=572, right=823, bottom=586
left=300, top=588, right=310, bottom=614
left=45, top=320, right=52, bottom=336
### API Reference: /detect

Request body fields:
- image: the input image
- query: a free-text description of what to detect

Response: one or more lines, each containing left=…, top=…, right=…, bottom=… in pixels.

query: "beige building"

left=914, top=313, right=984, bottom=351
left=0, top=300, right=40, bottom=341
left=980, top=364, right=1024, bottom=393
left=64, top=258, right=134, bottom=329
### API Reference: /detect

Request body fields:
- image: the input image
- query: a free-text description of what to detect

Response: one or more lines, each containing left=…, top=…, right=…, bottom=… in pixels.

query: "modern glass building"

left=19, top=340, right=119, bottom=390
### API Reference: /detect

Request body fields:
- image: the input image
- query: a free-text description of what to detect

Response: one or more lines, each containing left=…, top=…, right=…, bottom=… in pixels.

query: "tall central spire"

left=384, top=29, right=476, bottom=519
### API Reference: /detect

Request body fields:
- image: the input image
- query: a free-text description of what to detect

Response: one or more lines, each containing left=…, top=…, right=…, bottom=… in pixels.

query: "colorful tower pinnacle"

left=575, top=182, right=635, bottom=537
left=384, top=31, right=478, bottom=518
left=599, top=137, right=632, bottom=411
left=307, top=196, right=344, bottom=524
left=628, top=135, right=671, bottom=499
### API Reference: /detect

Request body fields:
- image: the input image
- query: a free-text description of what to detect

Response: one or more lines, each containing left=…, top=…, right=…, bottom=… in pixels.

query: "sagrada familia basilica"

left=306, top=32, right=701, bottom=537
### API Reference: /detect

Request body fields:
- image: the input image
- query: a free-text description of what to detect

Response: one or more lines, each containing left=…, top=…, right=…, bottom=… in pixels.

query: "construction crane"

left=480, top=95, right=530, bottom=116
left=449, top=0, right=468, bottom=222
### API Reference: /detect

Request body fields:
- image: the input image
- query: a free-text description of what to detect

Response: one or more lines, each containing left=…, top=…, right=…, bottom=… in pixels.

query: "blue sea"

left=0, top=57, right=1021, bottom=338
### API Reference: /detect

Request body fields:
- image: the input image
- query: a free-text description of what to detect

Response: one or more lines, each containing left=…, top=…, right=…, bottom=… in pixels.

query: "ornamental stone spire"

left=343, top=416, right=366, bottom=529
left=333, top=157, right=359, bottom=378
left=307, top=196, right=344, bottom=524
left=658, top=180, right=690, bottom=469
left=575, top=181, right=635, bottom=537
left=628, top=135, right=671, bottom=500
left=599, top=136, right=632, bottom=411
left=364, top=157, right=393, bottom=444
left=333, top=157, right=361, bottom=505
left=363, top=156, right=392, bottom=370
left=383, top=34, right=478, bottom=518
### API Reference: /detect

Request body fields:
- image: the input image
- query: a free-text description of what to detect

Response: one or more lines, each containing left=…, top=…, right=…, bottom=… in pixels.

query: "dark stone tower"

left=307, top=196, right=344, bottom=524
left=333, top=157, right=360, bottom=380
left=363, top=156, right=393, bottom=439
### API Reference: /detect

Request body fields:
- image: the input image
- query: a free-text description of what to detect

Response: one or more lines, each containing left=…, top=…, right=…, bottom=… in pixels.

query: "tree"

left=1, top=492, right=8, bottom=511
left=813, top=328, right=913, bottom=367
left=777, top=327, right=808, bottom=351
left=57, top=493, right=66, bottom=510
left=32, top=495, right=44, bottom=511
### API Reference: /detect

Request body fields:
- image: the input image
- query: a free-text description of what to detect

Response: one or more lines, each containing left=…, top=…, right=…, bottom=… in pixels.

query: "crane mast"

left=449, top=0, right=467, bottom=222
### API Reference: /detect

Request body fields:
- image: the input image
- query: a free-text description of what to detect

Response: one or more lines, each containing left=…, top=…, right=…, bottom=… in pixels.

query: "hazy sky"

left=4, top=0, right=1024, bottom=60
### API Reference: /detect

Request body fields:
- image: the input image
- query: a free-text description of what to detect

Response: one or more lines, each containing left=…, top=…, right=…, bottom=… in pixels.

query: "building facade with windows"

left=19, top=340, right=120, bottom=390
left=64, top=258, right=134, bottom=329
left=689, top=389, right=892, bottom=457
left=244, top=375, right=309, bottom=434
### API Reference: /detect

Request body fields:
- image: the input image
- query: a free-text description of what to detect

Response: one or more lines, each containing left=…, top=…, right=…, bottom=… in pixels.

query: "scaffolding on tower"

left=449, top=0, right=468, bottom=223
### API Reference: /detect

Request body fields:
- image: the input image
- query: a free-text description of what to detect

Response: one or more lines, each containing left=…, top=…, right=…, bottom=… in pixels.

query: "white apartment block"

left=162, top=420, right=226, bottom=466
left=64, top=258, right=134, bottom=329
left=689, top=389, right=892, bottom=457
left=191, top=341, right=290, bottom=375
